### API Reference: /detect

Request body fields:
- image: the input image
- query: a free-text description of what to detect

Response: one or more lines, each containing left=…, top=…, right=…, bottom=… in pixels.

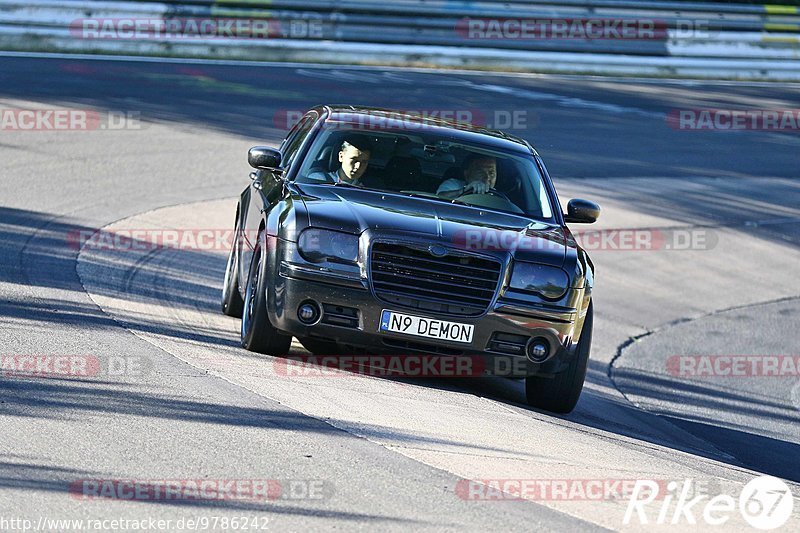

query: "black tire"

left=221, top=218, right=244, bottom=317
left=241, top=230, right=292, bottom=355
left=299, top=337, right=340, bottom=355
left=525, top=302, right=593, bottom=414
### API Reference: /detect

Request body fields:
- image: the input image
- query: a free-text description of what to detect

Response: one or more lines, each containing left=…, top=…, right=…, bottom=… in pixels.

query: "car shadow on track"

left=609, top=364, right=800, bottom=483
left=371, top=357, right=800, bottom=484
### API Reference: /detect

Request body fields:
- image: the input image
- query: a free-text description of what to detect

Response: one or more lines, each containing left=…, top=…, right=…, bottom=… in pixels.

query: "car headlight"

left=509, top=261, right=569, bottom=300
left=298, top=228, right=359, bottom=264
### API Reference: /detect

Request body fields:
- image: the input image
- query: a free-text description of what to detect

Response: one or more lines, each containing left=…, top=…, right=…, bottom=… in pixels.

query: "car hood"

left=295, top=184, right=568, bottom=267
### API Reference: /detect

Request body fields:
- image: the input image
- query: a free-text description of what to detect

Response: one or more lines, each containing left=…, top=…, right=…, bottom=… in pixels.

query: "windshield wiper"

left=398, top=191, right=471, bottom=208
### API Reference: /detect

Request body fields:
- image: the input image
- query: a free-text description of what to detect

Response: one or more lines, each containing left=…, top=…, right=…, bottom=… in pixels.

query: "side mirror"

left=248, top=146, right=282, bottom=171
left=564, top=199, right=600, bottom=224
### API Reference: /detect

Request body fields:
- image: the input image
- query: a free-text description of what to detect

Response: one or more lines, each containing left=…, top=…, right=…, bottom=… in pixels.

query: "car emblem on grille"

left=428, top=244, right=447, bottom=257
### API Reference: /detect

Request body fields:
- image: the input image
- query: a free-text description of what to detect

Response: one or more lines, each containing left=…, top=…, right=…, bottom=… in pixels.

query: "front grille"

left=370, top=242, right=502, bottom=316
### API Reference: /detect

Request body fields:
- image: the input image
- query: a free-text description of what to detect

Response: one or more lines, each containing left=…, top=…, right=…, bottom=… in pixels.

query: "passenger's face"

left=465, top=159, right=497, bottom=189
left=339, top=145, right=370, bottom=180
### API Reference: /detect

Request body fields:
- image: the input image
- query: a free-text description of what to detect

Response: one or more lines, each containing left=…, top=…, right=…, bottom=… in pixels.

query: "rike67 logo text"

left=625, top=476, right=794, bottom=529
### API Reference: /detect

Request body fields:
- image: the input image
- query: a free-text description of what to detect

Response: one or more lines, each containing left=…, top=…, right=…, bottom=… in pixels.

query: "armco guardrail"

left=0, top=0, right=798, bottom=79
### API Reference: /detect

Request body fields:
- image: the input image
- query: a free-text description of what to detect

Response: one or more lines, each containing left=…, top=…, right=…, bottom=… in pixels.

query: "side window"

left=282, top=115, right=316, bottom=169
left=279, top=116, right=305, bottom=151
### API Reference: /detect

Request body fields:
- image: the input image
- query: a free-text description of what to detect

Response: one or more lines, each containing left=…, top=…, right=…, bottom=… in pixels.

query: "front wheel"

left=221, top=218, right=244, bottom=317
left=241, top=231, right=292, bottom=355
left=525, top=301, right=593, bottom=414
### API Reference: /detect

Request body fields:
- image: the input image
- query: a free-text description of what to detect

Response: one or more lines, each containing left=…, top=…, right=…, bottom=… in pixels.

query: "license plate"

left=379, top=310, right=474, bottom=344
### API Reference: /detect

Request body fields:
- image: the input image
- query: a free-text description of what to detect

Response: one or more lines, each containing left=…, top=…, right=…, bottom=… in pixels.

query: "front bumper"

left=268, top=244, right=585, bottom=378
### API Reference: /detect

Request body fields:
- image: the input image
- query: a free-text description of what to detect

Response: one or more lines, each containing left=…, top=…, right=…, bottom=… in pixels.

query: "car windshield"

left=294, top=123, right=555, bottom=220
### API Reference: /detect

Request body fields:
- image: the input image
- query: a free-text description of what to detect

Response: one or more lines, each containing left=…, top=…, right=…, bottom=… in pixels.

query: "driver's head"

left=338, top=137, right=371, bottom=181
left=463, top=155, right=497, bottom=189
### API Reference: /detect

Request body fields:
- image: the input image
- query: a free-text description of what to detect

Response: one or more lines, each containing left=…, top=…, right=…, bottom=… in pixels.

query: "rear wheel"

left=221, top=218, right=244, bottom=317
left=525, top=302, right=593, bottom=414
left=241, top=231, right=292, bottom=355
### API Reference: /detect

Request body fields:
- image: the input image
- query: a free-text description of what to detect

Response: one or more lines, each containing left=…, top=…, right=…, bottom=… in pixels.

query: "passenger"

left=436, top=154, right=497, bottom=199
left=310, top=137, right=371, bottom=186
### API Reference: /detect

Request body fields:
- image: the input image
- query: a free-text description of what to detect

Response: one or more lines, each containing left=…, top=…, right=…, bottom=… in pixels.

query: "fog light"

left=526, top=338, right=550, bottom=363
left=298, top=301, right=321, bottom=325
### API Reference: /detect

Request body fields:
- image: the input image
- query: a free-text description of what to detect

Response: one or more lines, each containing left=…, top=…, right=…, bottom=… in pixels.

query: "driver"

left=436, top=155, right=497, bottom=199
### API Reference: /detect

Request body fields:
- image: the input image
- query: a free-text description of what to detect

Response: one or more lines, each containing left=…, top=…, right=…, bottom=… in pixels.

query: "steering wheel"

left=458, top=187, right=512, bottom=203
left=485, top=188, right=513, bottom=203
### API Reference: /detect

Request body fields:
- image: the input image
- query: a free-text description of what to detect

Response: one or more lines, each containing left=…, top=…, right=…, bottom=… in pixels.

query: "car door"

left=239, top=113, right=318, bottom=284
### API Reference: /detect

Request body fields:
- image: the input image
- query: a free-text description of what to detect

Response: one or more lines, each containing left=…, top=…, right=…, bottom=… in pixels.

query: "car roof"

left=317, top=105, right=536, bottom=156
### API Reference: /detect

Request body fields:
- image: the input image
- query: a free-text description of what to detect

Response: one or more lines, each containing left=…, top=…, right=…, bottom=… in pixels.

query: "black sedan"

left=221, top=106, right=599, bottom=413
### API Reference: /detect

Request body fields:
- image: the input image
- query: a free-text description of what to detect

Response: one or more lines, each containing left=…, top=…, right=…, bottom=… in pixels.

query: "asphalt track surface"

left=1, top=54, right=799, bottom=531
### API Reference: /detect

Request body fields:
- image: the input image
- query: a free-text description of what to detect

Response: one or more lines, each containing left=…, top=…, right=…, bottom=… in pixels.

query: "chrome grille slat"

left=374, top=288, right=484, bottom=310
left=372, top=272, right=496, bottom=294
left=370, top=242, right=501, bottom=317
left=373, top=251, right=499, bottom=275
